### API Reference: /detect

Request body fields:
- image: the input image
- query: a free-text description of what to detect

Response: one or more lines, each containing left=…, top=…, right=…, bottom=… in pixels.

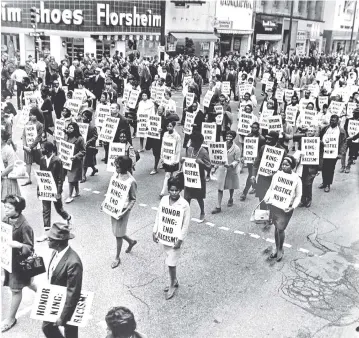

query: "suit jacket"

left=86, top=124, right=98, bottom=147
left=40, top=155, right=64, bottom=194
left=90, top=75, right=105, bottom=100
left=63, top=76, right=75, bottom=92
left=48, top=247, right=83, bottom=323
left=51, top=88, right=66, bottom=113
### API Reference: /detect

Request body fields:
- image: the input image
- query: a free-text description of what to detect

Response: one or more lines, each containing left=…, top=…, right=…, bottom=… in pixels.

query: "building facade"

left=214, top=0, right=254, bottom=56
left=322, top=0, right=359, bottom=54
left=165, top=0, right=218, bottom=59
left=1, top=0, right=163, bottom=64
left=254, top=0, right=325, bottom=56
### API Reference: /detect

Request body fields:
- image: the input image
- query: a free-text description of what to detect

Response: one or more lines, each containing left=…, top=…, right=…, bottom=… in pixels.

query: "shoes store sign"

left=1, top=1, right=161, bottom=27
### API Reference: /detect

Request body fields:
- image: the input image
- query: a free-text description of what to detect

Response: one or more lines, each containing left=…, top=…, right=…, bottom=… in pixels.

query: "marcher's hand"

left=54, top=318, right=64, bottom=327
left=158, top=129, right=162, bottom=133
left=56, top=193, right=61, bottom=200
left=70, top=157, right=75, bottom=161
left=224, top=164, right=229, bottom=168
left=173, top=240, right=183, bottom=249
left=337, top=155, right=342, bottom=159
left=8, top=240, right=22, bottom=249
left=23, top=146, right=31, bottom=152
left=250, top=176, right=256, bottom=184
left=152, top=232, right=159, bottom=243
left=347, top=136, right=353, bottom=141
left=284, top=207, right=293, bottom=213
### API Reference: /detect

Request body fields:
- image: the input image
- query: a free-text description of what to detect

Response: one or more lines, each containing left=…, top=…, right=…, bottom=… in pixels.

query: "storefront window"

left=37, top=36, right=50, bottom=58
left=233, top=38, right=241, bottom=52
left=1, top=34, right=19, bottom=61
left=96, top=40, right=112, bottom=60
left=220, top=35, right=231, bottom=56
left=65, top=38, right=84, bottom=62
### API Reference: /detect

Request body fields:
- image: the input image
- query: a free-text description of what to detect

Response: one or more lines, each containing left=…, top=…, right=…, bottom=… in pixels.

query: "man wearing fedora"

left=42, top=223, right=83, bottom=338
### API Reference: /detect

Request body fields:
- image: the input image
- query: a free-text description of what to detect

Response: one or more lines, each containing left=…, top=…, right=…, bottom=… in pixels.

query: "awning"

left=217, top=29, right=253, bottom=35
left=256, top=34, right=282, bottom=41
left=170, top=32, right=219, bottom=41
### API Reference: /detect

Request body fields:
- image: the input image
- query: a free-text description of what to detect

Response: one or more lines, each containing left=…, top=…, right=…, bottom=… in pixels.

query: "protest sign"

left=17, top=106, right=31, bottom=129
left=203, top=90, right=214, bottom=108
left=161, top=137, right=177, bottom=164
left=186, top=93, right=195, bottom=107
left=268, top=116, right=283, bottom=133
left=348, top=120, right=359, bottom=143
left=202, top=122, right=216, bottom=145
left=59, top=140, right=75, bottom=170
left=155, top=87, right=165, bottom=105
left=262, top=73, right=270, bottom=85
left=285, top=106, right=298, bottom=126
left=214, top=106, right=224, bottom=125
left=323, top=133, right=339, bottom=158
left=208, top=142, right=228, bottom=166
left=54, top=119, right=65, bottom=142
left=222, top=81, right=230, bottom=95
left=257, top=145, right=284, bottom=176
left=184, top=111, right=197, bottom=135
left=107, top=143, right=126, bottom=172
left=266, top=80, right=274, bottom=92
left=1, top=222, right=12, bottom=273
left=31, top=285, right=93, bottom=327
left=323, top=80, right=332, bottom=93
left=237, top=112, right=253, bottom=136
left=182, top=76, right=192, bottom=96
left=239, top=102, right=247, bottom=112
left=127, top=89, right=140, bottom=109
left=346, top=102, right=357, bottom=118
left=35, top=170, right=57, bottom=201
left=318, top=96, right=329, bottom=110
left=77, top=123, right=89, bottom=142
left=136, top=110, right=149, bottom=138
left=72, top=91, right=85, bottom=102
left=98, top=116, right=120, bottom=142
left=95, top=104, right=111, bottom=128
left=243, top=137, right=258, bottom=164
left=329, top=101, right=345, bottom=115
left=275, top=88, right=284, bottom=103
left=65, top=99, right=82, bottom=115
left=308, top=84, right=318, bottom=98
left=23, top=91, right=34, bottom=106
left=238, top=84, right=247, bottom=97
left=259, top=108, right=274, bottom=129
left=299, top=98, right=313, bottom=112
left=183, top=158, right=201, bottom=188
left=284, top=89, right=294, bottom=102
left=157, top=205, right=184, bottom=247
left=268, top=172, right=296, bottom=210
left=161, top=97, right=169, bottom=108
left=301, top=137, right=320, bottom=165
left=150, top=86, right=157, bottom=101
left=103, top=174, right=132, bottom=219
left=303, top=109, right=318, bottom=127
left=147, top=115, right=161, bottom=139
left=275, top=71, right=282, bottom=81
left=25, top=124, right=38, bottom=147
left=123, top=85, right=131, bottom=101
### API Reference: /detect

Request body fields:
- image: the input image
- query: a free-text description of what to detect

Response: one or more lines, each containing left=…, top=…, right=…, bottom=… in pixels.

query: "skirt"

left=24, top=148, right=41, bottom=165
left=83, top=147, right=97, bottom=167
left=216, top=167, right=240, bottom=191
left=163, top=244, right=181, bottom=267
left=270, top=205, right=294, bottom=231
left=163, top=163, right=179, bottom=173
left=1, top=178, right=21, bottom=200
left=184, top=178, right=206, bottom=200
left=3, top=269, right=32, bottom=291
left=67, top=160, right=83, bottom=183
left=111, top=210, right=131, bottom=237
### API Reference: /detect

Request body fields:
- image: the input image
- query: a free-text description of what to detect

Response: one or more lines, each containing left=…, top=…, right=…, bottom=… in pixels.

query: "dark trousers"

left=243, top=164, right=255, bottom=195
left=42, top=199, right=69, bottom=228
left=42, top=321, right=78, bottom=338
left=16, top=81, right=23, bottom=109
left=104, top=142, right=109, bottom=163
left=322, top=158, right=338, bottom=186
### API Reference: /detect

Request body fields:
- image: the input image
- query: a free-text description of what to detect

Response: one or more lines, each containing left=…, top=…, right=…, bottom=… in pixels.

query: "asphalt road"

left=2, top=82, right=359, bottom=338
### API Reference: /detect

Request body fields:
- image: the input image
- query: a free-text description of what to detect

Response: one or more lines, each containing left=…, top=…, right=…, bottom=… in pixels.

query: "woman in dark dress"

left=64, top=122, right=86, bottom=203
left=40, top=87, right=54, bottom=135
left=1, top=195, right=37, bottom=333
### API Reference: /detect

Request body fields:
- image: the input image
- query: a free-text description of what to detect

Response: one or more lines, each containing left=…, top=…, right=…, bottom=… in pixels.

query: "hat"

left=266, top=131, right=279, bottom=140
left=353, top=108, right=359, bottom=115
left=48, top=222, right=75, bottom=241
left=95, top=67, right=101, bottom=72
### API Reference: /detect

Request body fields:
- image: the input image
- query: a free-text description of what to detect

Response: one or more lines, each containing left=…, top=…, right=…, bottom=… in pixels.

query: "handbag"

left=250, top=200, right=270, bottom=224
left=87, top=146, right=99, bottom=155
left=135, top=150, right=140, bottom=162
left=18, top=253, right=46, bottom=278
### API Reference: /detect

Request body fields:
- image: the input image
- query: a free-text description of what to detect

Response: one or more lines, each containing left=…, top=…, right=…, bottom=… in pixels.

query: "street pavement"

left=2, top=82, right=359, bottom=338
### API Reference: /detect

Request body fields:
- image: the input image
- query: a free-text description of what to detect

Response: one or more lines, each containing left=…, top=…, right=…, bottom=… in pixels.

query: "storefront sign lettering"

left=220, top=0, right=252, bottom=9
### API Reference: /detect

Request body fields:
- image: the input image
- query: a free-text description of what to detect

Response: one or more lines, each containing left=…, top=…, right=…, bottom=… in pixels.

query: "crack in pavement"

left=126, top=287, right=150, bottom=313
left=124, top=276, right=159, bottom=289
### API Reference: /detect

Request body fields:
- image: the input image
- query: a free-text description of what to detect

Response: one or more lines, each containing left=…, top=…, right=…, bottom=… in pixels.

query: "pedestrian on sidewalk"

left=153, top=176, right=190, bottom=300
left=103, top=155, right=137, bottom=269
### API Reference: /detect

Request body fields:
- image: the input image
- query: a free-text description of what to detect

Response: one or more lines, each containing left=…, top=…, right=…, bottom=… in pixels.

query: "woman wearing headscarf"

left=264, top=155, right=302, bottom=262
left=64, top=122, right=85, bottom=203
left=211, top=130, right=241, bottom=214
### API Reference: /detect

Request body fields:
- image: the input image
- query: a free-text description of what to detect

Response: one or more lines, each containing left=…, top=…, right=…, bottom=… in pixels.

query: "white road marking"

left=83, top=188, right=91, bottom=191
left=283, top=243, right=292, bottom=248
left=151, top=207, right=158, bottom=211
left=206, top=222, right=215, bottom=226
left=298, top=248, right=309, bottom=253
left=92, top=190, right=100, bottom=194
left=191, top=218, right=202, bottom=223
left=249, top=233, right=260, bottom=239
left=234, top=230, right=245, bottom=235
left=218, top=227, right=229, bottom=231
left=266, top=238, right=275, bottom=243
left=139, top=203, right=147, bottom=207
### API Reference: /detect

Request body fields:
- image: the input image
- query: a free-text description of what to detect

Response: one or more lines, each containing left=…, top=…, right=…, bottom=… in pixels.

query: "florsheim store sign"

left=1, top=1, right=162, bottom=32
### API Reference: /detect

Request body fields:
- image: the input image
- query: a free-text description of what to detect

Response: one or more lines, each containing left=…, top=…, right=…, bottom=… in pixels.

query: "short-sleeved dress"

left=65, top=135, right=85, bottom=183
left=2, top=214, right=34, bottom=290
left=1, top=144, right=21, bottom=200
left=183, top=146, right=211, bottom=200
left=111, top=174, right=137, bottom=237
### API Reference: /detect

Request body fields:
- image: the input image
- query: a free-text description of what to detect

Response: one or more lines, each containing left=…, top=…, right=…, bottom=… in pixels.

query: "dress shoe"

left=318, top=183, right=325, bottom=189
left=324, top=186, right=330, bottom=193
left=305, top=199, right=312, bottom=208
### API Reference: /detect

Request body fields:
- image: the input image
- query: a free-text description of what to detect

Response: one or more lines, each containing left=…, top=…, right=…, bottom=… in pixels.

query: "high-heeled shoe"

left=91, top=168, right=98, bottom=176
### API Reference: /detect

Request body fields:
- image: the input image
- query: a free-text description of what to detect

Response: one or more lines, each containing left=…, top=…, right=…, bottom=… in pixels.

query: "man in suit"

left=222, top=66, right=236, bottom=99
left=63, top=69, right=75, bottom=92
left=36, top=142, right=72, bottom=242
left=90, top=67, right=105, bottom=109
left=43, top=222, right=83, bottom=338
left=52, top=80, right=67, bottom=119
